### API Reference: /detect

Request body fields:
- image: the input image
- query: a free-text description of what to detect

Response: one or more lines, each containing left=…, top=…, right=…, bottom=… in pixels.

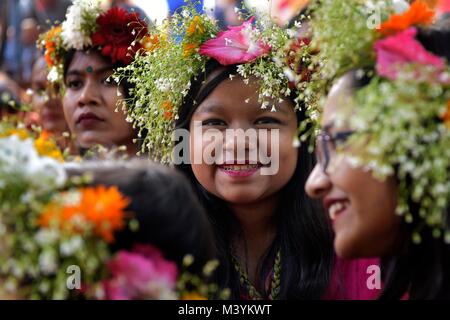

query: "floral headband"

left=114, top=3, right=314, bottom=163
left=0, top=125, right=225, bottom=299
left=38, top=0, right=148, bottom=83
left=308, top=0, right=450, bottom=243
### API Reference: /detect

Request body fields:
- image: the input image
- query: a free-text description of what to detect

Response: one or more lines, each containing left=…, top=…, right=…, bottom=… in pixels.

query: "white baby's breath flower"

left=39, top=250, right=58, bottom=275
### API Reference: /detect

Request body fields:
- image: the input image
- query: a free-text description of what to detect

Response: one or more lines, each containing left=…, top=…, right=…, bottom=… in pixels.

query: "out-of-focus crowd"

left=0, top=0, right=246, bottom=131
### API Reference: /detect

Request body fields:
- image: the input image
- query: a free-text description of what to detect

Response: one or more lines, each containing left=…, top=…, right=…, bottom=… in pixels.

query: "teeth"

left=329, top=202, right=346, bottom=220
left=221, top=164, right=259, bottom=171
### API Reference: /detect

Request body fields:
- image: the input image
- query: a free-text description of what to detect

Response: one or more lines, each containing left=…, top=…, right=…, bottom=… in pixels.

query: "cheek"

left=332, top=162, right=400, bottom=257
left=62, top=93, right=76, bottom=128
left=189, top=130, right=217, bottom=193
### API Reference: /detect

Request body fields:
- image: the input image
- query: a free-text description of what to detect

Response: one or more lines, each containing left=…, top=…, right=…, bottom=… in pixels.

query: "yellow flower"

left=183, top=43, right=198, bottom=57
left=0, top=128, right=30, bottom=140
left=34, top=131, right=64, bottom=162
left=186, top=16, right=205, bottom=37
left=181, top=293, right=207, bottom=300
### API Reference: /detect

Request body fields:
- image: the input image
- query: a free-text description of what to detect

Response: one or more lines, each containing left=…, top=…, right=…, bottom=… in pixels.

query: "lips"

left=76, top=112, right=104, bottom=126
left=217, top=163, right=263, bottom=178
left=324, top=198, right=350, bottom=221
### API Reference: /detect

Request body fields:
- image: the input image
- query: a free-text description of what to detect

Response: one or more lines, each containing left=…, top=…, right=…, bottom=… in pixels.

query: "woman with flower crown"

left=305, top=0, right=450, bottom=299
left=116, top=3, right=380, bottom=300
left=39, top=0, right=148, bottom=156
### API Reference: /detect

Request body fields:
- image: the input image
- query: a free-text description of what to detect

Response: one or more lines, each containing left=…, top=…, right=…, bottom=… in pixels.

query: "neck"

left=229, top=195, right=279, bottom=286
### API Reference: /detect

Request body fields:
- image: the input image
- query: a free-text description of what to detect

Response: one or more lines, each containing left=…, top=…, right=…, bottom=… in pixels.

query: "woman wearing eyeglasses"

left=305, top=1, right=450, bottom=299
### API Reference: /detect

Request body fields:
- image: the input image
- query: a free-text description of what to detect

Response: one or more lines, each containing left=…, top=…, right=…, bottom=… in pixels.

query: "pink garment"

left=322, top=257, right=382, bottom=300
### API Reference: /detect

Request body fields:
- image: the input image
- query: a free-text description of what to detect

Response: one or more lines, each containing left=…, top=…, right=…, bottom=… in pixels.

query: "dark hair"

left=66, top=161, right=215, bottom=274
left=347, top=27, right=450, bottom=300
left=175, top=59, right=334, bottom=299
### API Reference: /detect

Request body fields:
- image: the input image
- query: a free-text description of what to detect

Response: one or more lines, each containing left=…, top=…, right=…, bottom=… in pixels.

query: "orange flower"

left=379, top=1, right=435, bottom=36
left=186, top=16, right=205, bottom=37
left=443, top=100, right=450, bottom=129
left=181, top=293, right=207, bottom=300
left=44, top=26, right=62, bottom=67
left=183, top=43, right=198, bottom=57
left=39, top=186, right=130, bottom=243
left=142, top=34, right=160, bottom=52
left=162, top=101, right=174, bottom=120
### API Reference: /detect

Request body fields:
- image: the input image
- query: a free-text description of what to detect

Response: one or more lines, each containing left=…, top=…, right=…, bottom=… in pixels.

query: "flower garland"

left=308, top=0, right=450, bottom=243
left=38, top=0, right=148, bottom=84
left=0, top=127, right=227, bottom=299
left=114, top=3, right=315, bottom=163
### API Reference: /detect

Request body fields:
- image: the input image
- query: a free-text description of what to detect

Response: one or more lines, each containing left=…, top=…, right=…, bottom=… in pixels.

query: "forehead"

left=322, top=74, right=357, bottom=128
left=68, top=51, right=111, bottom=72
left=31, top=57, right=48, bottom=83
left=195, top=76, right=294, bottom=116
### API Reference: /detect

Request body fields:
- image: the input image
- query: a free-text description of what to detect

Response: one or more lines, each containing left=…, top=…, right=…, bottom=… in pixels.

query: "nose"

left=77, top=79, right=101, bottom=108
left=305, top=164, right=332, bottom=199
left=223, top=124, right=257, bottom=161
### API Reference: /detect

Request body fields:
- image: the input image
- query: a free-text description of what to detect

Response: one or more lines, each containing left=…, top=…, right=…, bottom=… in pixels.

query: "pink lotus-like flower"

left=436, top=0, right=450, bottom=16
left=374, top=27, right=445, bottom=80
left=102, top=244, right=178, bottom=300
left=199, top=18, right=271, bottom=65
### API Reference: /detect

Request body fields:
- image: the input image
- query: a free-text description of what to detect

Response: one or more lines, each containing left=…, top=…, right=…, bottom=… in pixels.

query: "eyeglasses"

left=315, top=130, right=354, bottom=173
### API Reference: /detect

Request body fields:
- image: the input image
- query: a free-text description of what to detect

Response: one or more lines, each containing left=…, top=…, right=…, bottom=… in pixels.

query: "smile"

left=217, top=164, right=262, bottom=177
left=327, top=200, right=350, bottom=221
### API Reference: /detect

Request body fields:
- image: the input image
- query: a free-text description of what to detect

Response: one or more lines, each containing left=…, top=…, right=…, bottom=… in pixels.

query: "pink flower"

left=199, top=18, right=271, bottom=65
left=102, top=244, right=178, bottom=300
left=374, top=27, right=445, bottom=80
left=437, top=0, right=450, bottom=16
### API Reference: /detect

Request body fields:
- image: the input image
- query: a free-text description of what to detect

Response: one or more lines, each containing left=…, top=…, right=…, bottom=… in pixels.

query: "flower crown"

left=0, top=126, right=225, bottom=299
left=38, top=0, right=148, bottom=83
left=114, top=3, right=314, bottom=163
left=309, top=0, right=450, bottom=243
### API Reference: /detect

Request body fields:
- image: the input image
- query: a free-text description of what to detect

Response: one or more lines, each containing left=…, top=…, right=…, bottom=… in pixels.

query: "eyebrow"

left=196, top=102, right=293, bottom=116
left=66, top=66, right=114, bottom=77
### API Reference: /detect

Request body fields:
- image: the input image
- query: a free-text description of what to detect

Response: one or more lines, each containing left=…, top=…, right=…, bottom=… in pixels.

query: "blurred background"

left=0, top=0, right=278, bottom=89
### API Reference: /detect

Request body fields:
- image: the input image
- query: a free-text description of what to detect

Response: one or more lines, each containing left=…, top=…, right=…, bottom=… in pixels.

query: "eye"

left=201, top=119, right=227, bottom=127
left=66, top=78, right=83, bottom=90
left=255, top=117, right=281, bottom=125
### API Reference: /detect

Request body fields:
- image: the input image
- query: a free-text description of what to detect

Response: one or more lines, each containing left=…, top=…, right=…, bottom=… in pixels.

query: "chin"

left=218, top=190, right=264, bottom=205
left=334, top=236, right=365, bottom=259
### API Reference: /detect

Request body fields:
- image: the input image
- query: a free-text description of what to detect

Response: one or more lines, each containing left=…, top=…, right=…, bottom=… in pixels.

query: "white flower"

left=35, top=229, right=60, bottom=246
left=47, top=66, right=59, bottom=83
left=61, top=0, right=101, bottom=50
left=60, top=236, right=83, bottom=257
left=392, top=0, right=410, bottom=14
left=0, top=136, right=67, bottom=193
left=39, top=250, right=58, bottom=275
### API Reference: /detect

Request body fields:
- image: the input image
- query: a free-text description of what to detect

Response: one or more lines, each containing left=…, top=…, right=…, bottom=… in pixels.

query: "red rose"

left=91, top=7, right=148, bottom=65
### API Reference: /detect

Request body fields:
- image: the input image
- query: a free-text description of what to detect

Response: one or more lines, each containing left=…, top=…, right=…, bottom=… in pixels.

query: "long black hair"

left=174, top=59, right=334, bottom=299
left=348, top=26, right=450, bottom=300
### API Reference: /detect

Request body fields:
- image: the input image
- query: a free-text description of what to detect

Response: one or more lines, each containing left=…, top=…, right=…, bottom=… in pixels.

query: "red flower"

left=91, top=7, right=148, bottom=65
